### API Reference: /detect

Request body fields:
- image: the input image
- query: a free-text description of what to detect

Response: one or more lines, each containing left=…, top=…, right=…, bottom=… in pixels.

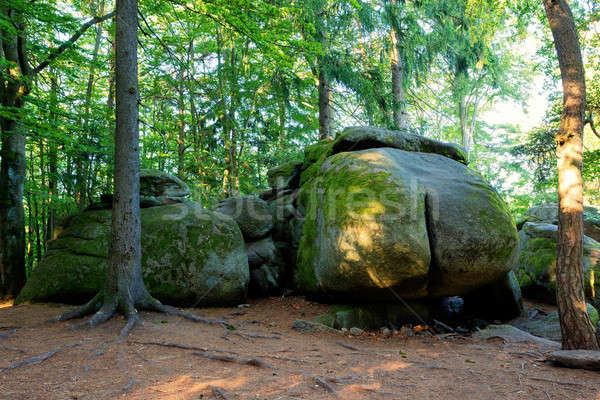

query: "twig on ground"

left=260, top=354, right=307, bottom=363
left=300, top=372, right=338, bottom=396
left=527, top=376, right=588, bottom=388
left=336, top=341, right=361, bottom=351
left=211, top=386, right=233, bottom=400
left=350, top=385, right=395, bottom=396
left=122, top=378, right=135, bottom=391
left=0, top=343, right=80, bottom=373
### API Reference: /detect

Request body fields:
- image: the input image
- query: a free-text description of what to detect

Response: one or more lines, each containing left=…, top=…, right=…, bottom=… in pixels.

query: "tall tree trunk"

left=177, top=78, right=186, bottom=179
left=390, top=28, right=408, bottom=131
left=0, top=7, right=27, bottom=296
left=77, top=0, right=106, bottom=210
left=543, top=0, right=599, bottom=350
left=458, top=97, right=473, bottom=162
left=317, top=63, right=332, bottom=140
left=46, top=75, right=59, bottom=244
left=53, top=0, right=208, bottom=334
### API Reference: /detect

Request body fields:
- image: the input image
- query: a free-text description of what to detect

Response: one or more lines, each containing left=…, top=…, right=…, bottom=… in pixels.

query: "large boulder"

left=520, top=303, right=599, bottom=342
left=215, top=195, right=273, bottom=240
left=296, top=147, right=518, bottom=300
left=267, top=161, right=302, bottom=190
left=245, top=236, right=285, bottom=296
left=140, top=169, right=190, bottom=207
left=16, top=203, right=249, bottom=306
left=520, top=203, right=600, bottom=242
left=332, top=127, right=468, bottom=165
left=515, top=222, right=600, bottom=307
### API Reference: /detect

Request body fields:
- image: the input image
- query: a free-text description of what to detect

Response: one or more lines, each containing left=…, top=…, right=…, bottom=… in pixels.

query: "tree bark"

left=390, top=27, right=408, bottom=131
left=543, top=0, right=600, bottom=350
left=317, top=64, right=332, bottom=140
left=0, top=5, right=115, bottom=298
left=0, top=5, right=27, bottom=296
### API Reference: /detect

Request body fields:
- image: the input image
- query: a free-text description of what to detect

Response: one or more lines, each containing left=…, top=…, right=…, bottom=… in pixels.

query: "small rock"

left=399, top=326, right=414, bottom=337
left=350, top=327, right=364, bottom=336
left=237, top=304, right=250, bottom=308
left=381, top=327, right=392, bottom=338
left=292, top=320, right=340, bottom=334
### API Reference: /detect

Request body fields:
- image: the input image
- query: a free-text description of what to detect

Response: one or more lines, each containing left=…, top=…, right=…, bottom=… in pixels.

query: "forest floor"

left=1, top=297, right=599, bottom=400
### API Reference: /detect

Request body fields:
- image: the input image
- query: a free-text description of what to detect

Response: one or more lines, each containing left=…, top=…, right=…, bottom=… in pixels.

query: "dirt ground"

left=1, top=297, right=599, bottom=400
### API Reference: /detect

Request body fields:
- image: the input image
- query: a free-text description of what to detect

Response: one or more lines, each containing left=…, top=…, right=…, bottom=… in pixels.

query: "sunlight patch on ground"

left=0, top=301, right=13, bottom=308
left=364, top=360, right=411, bottom=374
left=133, top=375, right=247, bottom=399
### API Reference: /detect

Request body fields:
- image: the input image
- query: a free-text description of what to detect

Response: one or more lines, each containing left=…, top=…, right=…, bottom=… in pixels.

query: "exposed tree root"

left=47, top=293, right=103, bottom=323
left=0, top=343, right=80, bottom=373
left=0, top=327, right=19, bottom=340
left=149, top=301, right=226, bottom=326
left=50, top=293, right=226, bottom=338
left=130, top=340, right=238, bottom=355
left=192, top=352, right=274, bottom=369
left=225, top=331, right=282, bottom=341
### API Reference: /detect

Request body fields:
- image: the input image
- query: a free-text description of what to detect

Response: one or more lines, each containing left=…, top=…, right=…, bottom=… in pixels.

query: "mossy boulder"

left=520, top=203, right=600, bottom=242
left=314, top=303, right=431, bottom=330
left=332, top=126, right=468, bottom=165
left=139, top=169, right=190, bottom=207
left=521, top=303, right=599, bottom=341
left=16, top=203, right=249, bottom=306
left=296, top=147, right=517, bottom=300
left=245, top=236, right=285, bottom=296
left=267, top=161, right=302, bottom=190
left=215, top=195, right=273, bottom=240
left=300, top=138, right=335, bottom=185
left=515, top=222, right=600, bottom=307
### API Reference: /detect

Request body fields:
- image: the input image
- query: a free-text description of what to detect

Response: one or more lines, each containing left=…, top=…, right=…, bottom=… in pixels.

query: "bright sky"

left=483, top=29, right=551, bottom=133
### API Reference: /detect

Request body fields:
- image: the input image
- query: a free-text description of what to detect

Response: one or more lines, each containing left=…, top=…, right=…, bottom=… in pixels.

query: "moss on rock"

left=16, top=203, right=249, bottom=306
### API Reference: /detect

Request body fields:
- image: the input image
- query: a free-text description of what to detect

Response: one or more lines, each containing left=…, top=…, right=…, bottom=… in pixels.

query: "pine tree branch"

left=31, top=11, right=115, bottom=76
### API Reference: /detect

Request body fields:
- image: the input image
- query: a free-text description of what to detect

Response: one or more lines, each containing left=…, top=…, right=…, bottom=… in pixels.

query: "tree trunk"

left=458, top=97, right=472, bottom=162
left=543, top=0, right=599, bottom=350
left=390, top=28, right=408, bottom=131
left=317, top=64, right=332, bottom=140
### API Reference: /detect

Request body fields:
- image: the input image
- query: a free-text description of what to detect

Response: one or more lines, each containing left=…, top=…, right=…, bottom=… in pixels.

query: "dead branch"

left=0, top=343, right=80, bottom=373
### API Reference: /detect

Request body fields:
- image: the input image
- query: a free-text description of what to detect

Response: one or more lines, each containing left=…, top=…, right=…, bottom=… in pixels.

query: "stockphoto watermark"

left=164, top=178, right=440, bottom=226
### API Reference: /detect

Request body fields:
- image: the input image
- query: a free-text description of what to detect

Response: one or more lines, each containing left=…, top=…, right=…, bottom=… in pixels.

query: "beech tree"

left=543, top=0, right=599, bottom=350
